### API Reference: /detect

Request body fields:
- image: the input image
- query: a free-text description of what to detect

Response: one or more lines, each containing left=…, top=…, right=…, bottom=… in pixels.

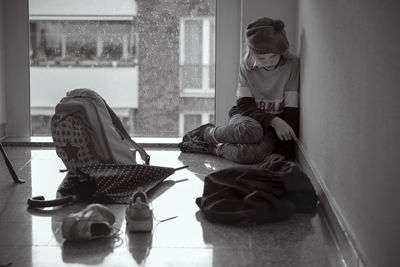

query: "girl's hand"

left=270, top=117, right=297, bottom=141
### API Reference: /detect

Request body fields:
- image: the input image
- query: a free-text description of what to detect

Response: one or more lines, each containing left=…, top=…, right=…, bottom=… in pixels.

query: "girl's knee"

left=237, top=119, right=264, bottom=142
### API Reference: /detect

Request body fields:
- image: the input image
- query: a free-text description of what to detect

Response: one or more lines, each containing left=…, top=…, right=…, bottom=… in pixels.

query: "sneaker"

left=62, top=204, right=115, bottom=241
left=126, top=187, right=153, bottom=232
left=183, top=123, right=215, bottom=142
left=178, top=140, right=209, bottom=153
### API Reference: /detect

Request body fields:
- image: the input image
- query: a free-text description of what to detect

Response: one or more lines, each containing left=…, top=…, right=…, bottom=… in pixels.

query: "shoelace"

left=110, top=226, right=124, bottom=247
left=150, top=179, right=188, bottom=225
left=153, top=214, right=178, bottom=225
left=148, top=201, right=178, bottom=226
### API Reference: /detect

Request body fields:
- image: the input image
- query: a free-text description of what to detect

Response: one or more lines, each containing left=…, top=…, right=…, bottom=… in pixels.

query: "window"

left=28, top=0, right=216, bottom=138
left=29, top=19, right=138, bottom=136
left=5, top=0, right=241, bottom=138
left=179, top=18, right=215, bottom=97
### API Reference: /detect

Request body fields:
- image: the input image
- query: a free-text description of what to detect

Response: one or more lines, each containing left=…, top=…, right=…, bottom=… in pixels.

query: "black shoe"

left=182, top=123, right=215, bottom=142
left=178, top=140, right=209, bottom=153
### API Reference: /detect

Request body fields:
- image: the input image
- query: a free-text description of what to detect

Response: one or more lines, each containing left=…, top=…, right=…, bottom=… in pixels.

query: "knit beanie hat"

left=246, top=17, right=289, bottom=54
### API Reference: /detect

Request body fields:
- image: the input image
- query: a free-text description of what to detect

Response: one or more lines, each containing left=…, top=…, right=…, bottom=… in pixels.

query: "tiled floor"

left=0, top=146, right=344, bottom=267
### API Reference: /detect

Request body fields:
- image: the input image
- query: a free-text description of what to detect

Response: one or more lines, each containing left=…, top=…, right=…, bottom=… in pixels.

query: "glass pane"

left=209, top=19, right=215, bottom=65
left=181, top=20, right=202, bottom=90
left=209, top=19, right=215, bottom=88
left=29, top=0, right=215, bottom=137
left=184, top=20, right=202, bottom=64
left=182, top=65, right=202, bottom=88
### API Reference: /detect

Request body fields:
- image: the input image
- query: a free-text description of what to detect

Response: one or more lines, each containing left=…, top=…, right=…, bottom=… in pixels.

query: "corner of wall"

left=3, top=0, right=30, bottom=137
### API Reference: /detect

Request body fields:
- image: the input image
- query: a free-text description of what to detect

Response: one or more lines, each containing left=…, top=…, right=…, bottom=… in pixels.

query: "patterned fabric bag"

left=61, top=164, right=187, bottom=204
left=51, top=88, right=150, bottom=173
left=27, top=164, right=188, bottom=207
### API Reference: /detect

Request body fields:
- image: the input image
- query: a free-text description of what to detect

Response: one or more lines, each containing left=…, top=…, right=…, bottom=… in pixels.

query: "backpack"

left=196, top=163, right=319, bottom=225
left=51, top=88, right=150, bottom=173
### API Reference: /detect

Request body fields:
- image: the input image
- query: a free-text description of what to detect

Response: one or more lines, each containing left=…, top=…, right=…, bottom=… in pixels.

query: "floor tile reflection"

left=0, top=147, right=344, bottom=267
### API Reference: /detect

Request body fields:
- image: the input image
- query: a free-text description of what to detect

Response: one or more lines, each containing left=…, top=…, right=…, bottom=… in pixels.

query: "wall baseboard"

left=0, top=123, right=6, bottom=140
left=296, top=141, right=365, bottom=267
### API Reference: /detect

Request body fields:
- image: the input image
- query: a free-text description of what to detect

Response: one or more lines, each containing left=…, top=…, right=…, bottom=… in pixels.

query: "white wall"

left=298, top=0, right=400, bottom=266
left=0, top=1, right=7, bottom=125
left=4, top=0, right=30, bottom=137
left=215, top=0, right=241, bottom=125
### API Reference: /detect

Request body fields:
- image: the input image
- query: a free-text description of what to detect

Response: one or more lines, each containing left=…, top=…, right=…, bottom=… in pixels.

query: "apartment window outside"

left=29, top=0, right=215, bottom=138
left=180, top=17, right=215, bottom=97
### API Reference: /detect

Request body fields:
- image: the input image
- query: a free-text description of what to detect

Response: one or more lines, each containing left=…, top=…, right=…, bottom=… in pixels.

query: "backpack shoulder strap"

left=104, top=101, right=150, bottom=165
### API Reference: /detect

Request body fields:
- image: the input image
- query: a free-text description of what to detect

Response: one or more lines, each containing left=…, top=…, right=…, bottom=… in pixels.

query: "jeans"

left=209, top=114, right=276, bottom=164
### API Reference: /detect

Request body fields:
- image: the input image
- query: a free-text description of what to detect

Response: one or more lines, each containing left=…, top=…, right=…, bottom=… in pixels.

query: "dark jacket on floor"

left=196, top=164, right=318, bottom=225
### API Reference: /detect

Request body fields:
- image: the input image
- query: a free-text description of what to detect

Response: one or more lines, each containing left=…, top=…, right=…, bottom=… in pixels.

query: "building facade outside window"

left=29, top=0, right=215, bottom=137
left=30, top=21, right=137, bottom=68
